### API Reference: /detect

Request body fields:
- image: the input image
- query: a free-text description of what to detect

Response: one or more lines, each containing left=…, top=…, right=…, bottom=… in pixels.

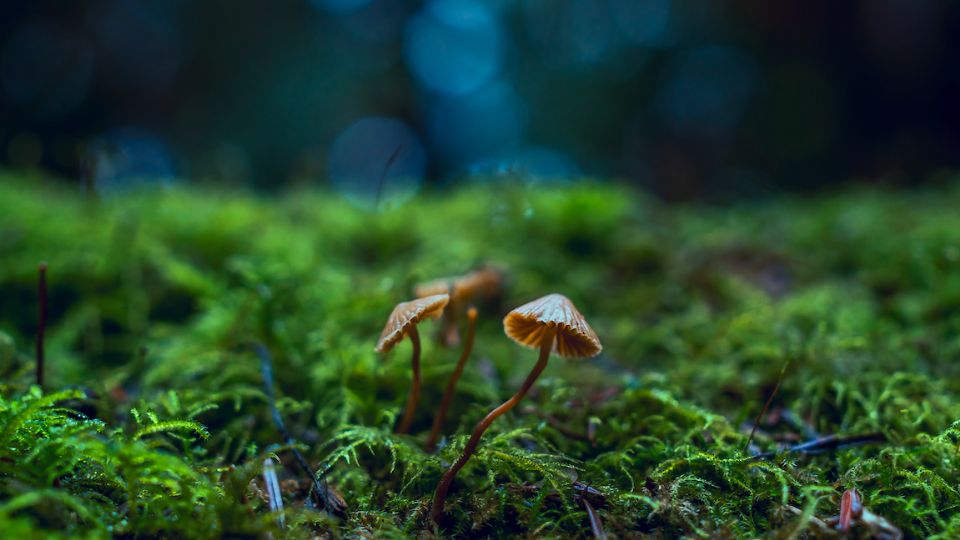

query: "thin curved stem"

left=441, top=289, right=460, bottom=347
left=426, top=307, right=478, bottom=452
left=395, top=326, right=421, bottom=434
left=431, top=329, right=554, bottom=523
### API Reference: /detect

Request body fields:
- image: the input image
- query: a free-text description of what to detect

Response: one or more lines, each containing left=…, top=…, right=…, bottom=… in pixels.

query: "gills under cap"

left=375, top=294, right=449, bottom=353
left=503, top=293, right=602, bottom=358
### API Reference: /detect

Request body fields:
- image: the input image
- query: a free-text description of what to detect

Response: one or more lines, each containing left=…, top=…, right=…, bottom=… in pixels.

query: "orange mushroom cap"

left=414, top=266, right=505, bottom=303
left=503, top=293, right=602, bottom=358
left=375, top=294, right=450, bottom=353
left=414, top=277, right=454, bottom=299
left=452, top=266, right=504, bottom=302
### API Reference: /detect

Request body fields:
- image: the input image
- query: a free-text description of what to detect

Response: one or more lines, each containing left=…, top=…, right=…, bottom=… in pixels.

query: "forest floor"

left=1, top=175, right=959, bottom=538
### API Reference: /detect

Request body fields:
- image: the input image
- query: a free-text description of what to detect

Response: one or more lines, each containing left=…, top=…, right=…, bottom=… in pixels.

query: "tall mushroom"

left=425, top=306, right=478, bottom=452
left=376, top=293, right=449, bottom=434
left=415, top=265, right=504, bottom=347
left=430, top=293, right=601, bottom=522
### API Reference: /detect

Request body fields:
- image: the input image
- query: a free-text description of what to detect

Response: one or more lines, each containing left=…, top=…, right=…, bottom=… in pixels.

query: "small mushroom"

left=415, top=265, right=504, bottom=347
left=452, top=265, right=504, bottom=303
left=430, top=293, right=601, bottom=523
left=376, top=294, right=450, bottom=434
left=425, top=306, right=478, bottom=452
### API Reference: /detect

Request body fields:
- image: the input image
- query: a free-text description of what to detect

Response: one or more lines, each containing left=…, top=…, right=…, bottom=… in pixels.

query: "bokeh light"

left=469, top=146, right=581, bottom=183
left=308, top=0, right=374, bottom=15
left=328, top=116, right=426, bottom=210
left=427, top=82, right=526, bottom=166
left=334, top=0, right=408, bottom=44
left=404, top=0, right=501, bottom=95
left=2, top=0, right=958, bottom=196
left=610, top=0, right=672, bottom=47
left=84, top=128, right=178, bottom=192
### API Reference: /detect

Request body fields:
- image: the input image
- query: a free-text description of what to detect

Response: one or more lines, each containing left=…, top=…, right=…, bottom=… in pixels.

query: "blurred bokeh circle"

left=308, top=0, right=374, bottom=15
left=328, top=116, right=426, bottom=209
left=427, top=82, right=526, bottom=167
left=404, top=0, right=501, bottom=95
left=85, top=128, right=178, bottom=192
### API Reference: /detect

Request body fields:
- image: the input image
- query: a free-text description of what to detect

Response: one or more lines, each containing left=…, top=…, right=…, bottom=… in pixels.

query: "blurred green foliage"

left=1, top=174, right=960, bottom=537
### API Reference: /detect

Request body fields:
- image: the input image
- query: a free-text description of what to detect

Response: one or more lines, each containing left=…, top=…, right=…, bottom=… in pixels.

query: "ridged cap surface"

left=375, top=294, right=449, bottom=353
left=503, top=293, right=601, bottom=358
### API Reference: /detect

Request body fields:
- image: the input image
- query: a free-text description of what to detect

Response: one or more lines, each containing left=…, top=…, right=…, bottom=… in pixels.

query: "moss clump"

left=1, top=174, right=960, bottom=537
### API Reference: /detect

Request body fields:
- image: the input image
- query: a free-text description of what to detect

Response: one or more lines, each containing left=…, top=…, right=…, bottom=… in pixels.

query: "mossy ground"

left=1, top=174, right=960, bottom=538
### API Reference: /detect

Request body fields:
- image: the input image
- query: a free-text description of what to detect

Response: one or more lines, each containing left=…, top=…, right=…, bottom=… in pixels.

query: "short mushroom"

left=376, top=293, right=450, bottom=434
left=425, top=306, right=478, bottom=452
left=430, top=293, right=601, bottom=522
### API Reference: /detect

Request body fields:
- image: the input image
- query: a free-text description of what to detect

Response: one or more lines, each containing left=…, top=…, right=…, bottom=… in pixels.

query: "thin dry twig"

left=745, top=357, right=791, bottom=451
left=751, top=432, right=886, bottom=461
left=582, top=495, right=608, bottom=540
left=255, top=342, right=340, bottom=514
left=374, top=144, right=403, bottom=211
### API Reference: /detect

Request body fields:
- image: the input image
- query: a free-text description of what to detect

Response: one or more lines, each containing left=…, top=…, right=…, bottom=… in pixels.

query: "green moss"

left=1, top=174, right=960, bottom=537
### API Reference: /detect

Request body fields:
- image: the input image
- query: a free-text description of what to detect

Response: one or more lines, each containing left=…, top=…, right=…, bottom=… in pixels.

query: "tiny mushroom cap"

left=375, top=294, right=449, bottom=353
left=414, top=267, right=504, bottom=348
left=452, top=266, right=504, bottom=302
left=414, top=278, right=453, bottom=299
left=503, top=293, right=602, bottom=358
left=414, top=266, right=504, bottom=303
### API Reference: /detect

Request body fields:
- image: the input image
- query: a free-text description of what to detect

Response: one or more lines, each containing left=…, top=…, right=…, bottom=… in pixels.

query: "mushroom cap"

left=414, top=277, right=453, bottom=299
left=414, top=266, right=504, bottom=303
left=375, top=294, right=450, bottom=353
left=503, top=293, right=602, bottom=358
left=452, top=266, right=504, bottom=302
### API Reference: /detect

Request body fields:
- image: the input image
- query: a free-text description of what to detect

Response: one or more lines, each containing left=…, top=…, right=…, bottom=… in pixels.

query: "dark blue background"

left=2, top=0, right=958, bottom=200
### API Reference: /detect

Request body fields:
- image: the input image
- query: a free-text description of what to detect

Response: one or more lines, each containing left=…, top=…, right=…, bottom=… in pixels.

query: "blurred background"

left=1, top=0, right=958, bottom=201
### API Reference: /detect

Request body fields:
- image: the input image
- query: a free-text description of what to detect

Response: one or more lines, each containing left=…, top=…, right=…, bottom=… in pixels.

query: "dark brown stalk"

left=837, top=488, right=862, bottom=532
left=745, top=357, right=790, bottom=451
left=396, top=326, right=421, bottom=434
left=36, top=262, right=48, bottom=388
left=426, top=307, right=477, bottom=452
left=431, top=328, right=555, bottom=523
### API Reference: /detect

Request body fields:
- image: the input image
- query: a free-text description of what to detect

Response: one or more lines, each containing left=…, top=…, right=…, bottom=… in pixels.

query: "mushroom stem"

left=426, top=307, right=478, bottom=452
left=431, top=328, right=555, bottom=523
left=440, top=282, right=459, bottom=347
left=395, top=326, right=422, bottom=434
left=442, top=307, right=460, bottom=347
